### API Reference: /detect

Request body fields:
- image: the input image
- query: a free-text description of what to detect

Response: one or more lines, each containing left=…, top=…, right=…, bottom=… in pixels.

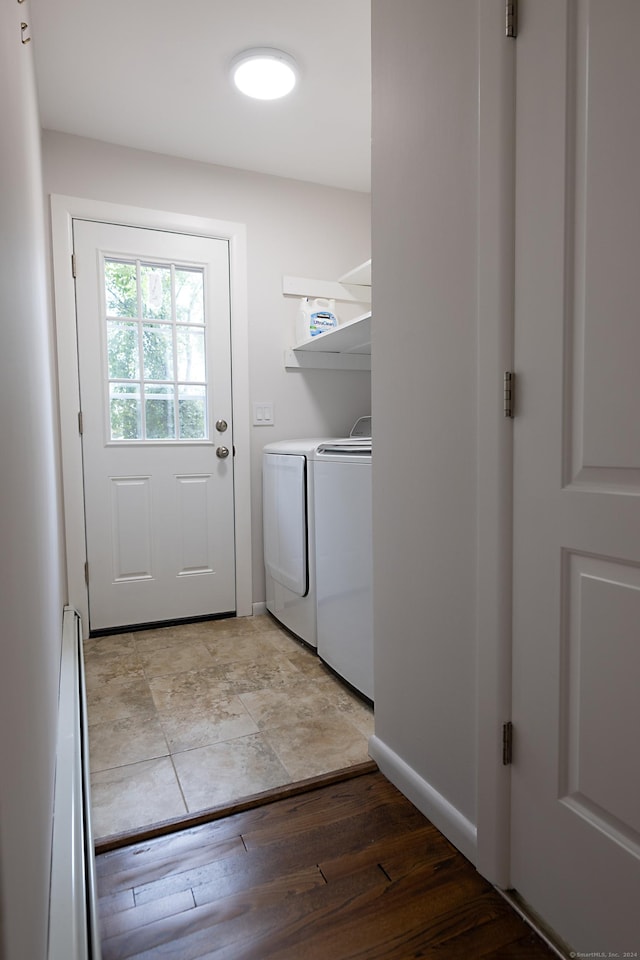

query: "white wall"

left=41, top=131, right=371, bottom=605
left=370, top=0, right=479, bottom=858
left=0, top=8, right=66, bottom=960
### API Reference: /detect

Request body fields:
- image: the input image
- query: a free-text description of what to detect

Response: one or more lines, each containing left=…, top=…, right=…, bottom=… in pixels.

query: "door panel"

left=110, top=476, right=153, bottom=580
left=74, top=220, right=235, bottom=630
left=567, top=2, right=640, bottom=484
left=511, top=0, right=640, bottom=950
left=561, top=554, right=640, bottom=841
left=176, top=474, right=215, bottom=576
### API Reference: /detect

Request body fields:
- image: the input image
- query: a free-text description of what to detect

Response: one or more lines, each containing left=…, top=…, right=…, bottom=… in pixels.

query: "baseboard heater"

left=48, top=606, right=101, bottom=960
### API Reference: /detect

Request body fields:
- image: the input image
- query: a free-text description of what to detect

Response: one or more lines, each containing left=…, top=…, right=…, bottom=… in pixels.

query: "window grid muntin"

left=104, top=257, right=208, bottom=442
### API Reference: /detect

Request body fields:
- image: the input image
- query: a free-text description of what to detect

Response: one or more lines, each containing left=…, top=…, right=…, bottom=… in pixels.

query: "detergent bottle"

left=296, top=297, right=339, bottom=342
left=296, top=297, right=313, bottom=343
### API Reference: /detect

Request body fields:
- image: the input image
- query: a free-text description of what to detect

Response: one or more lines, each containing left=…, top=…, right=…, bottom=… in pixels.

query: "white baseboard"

left=368, top=734, right=477, bottom=865
left=252, top=601, right=267, bottom=617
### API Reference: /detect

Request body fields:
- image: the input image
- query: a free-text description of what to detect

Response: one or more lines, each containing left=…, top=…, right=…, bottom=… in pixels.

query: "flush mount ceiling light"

left=230, top=48, right=298, bottom=100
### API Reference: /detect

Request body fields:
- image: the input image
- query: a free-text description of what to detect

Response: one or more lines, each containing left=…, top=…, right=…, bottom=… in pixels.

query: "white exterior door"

left=511, top=1, right=640, bottom=951
left=74, top=220, right=236, bottom=630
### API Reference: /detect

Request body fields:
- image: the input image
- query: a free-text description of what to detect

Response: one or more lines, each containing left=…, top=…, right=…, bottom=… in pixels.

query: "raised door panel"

left=568, top=3, right=640, bottom=484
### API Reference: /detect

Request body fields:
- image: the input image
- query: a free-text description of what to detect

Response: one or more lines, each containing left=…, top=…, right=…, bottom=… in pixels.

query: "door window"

left=104, top=258, right=207, bottom=442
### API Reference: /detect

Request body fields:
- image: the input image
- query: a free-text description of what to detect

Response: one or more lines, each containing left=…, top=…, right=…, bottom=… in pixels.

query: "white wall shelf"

left=282, top=258, right=372, bottom=305
left=338, top=259, right=371, bottom=286
left=283, top=260, right=372, bottom=370
left=285, top=311, right=371, bottom=370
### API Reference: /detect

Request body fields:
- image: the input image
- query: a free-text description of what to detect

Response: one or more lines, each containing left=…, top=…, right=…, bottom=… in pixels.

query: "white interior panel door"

left=74, top=220, right=235, bottom=630
left=511, top=1, right=640, bottom=951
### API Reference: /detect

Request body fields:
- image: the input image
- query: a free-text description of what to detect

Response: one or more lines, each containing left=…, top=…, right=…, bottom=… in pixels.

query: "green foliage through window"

left=104, top=258, right=207, bottom=441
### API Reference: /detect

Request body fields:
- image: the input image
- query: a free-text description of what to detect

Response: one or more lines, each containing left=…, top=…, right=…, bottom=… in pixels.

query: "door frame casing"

left=474, top=0, right=516, bottom=889
left=50, top=195, right=252, bottom=635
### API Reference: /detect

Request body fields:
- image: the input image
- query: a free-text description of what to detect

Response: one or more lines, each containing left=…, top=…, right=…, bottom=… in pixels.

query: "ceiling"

left=28, top=0, right=372, bottom=193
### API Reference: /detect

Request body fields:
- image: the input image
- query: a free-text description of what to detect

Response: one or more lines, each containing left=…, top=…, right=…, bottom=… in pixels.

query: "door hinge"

left=502, top=721, right=514, bottom=765
left=71, top=253, right=77, bottom=278
left=78, top=410, right=84, bottom=435
left=505, top=0, right=518, bottom=38
left=504, top=371, right=515, bottom=418
left=84, top=561, right=89, bottom=586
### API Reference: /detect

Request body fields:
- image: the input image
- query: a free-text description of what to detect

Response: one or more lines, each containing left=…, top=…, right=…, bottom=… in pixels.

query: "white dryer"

left=312, top=430, right=373, bottom=700
left=262, top=438, right=327, bottom=647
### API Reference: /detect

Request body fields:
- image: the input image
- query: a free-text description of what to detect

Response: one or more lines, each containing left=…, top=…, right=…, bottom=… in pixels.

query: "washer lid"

left=263, top=437, right=333, bottom=456
left=316, top=438, right=372, bottom=456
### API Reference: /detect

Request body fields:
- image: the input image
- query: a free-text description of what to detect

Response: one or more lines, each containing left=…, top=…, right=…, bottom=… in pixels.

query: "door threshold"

left=89, top=610, right=236, bottom=638
left=94, top=760, right=379, bottom=855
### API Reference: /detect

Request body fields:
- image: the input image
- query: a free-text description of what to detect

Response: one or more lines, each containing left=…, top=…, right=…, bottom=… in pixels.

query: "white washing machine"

left=262, top=438, right=328, bottom=647
left=312, top=428, right=373, bottom=701
left=262, top=420, right=371, bottom=650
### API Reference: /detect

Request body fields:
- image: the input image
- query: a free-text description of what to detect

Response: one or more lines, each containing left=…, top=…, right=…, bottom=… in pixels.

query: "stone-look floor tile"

left=86, top=676, right=158, bottom=724
left=148, top=668, right=234, bottom=714
left=187, top=616, right=260, bottom=642
left=86, top=615, right=375, bottom=839
left=239, top=680, right=344, bottom=730
left=172, top=734, right=291, bottom=811
left=91, top=758, right=187, bottom=838
left=264, top=717, right=371, bottom=782
left=330, top=685, right=375, bottom=737
left=284, top=647, right=332, bottom=679
left=201, top=631, right=282, bottom=667
left=221, top=654, right=302, bottom=693
left=84, top=649, right=145, bottom=688
left=158, top=696, right=259, bottom=753
left=310, top=675, right=375, bottom=736
left=133, top=624, right=201, bottom=655
left=88, top=714, right=169, bottom=773
left=83, top=633, right=136, bottom=657
left=138, top=640, right=216, bottom=679
left=340, top=700, right=375, bottom=738
left=250, top=613, right=288, bottom=635
left=254, top=624, right=330, bottom=677
left=253, top=619, right=301, bottom=647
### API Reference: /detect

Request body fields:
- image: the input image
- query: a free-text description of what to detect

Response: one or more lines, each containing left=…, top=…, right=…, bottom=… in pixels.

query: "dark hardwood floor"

left=95, top=768, right=558, bottom=960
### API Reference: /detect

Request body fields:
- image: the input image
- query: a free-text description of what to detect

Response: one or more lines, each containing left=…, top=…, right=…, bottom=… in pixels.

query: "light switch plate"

left=253, top=401, right=274, bottom=425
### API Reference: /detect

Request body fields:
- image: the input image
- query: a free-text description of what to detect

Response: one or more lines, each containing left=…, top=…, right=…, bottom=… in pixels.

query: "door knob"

left=216, top=446, right=230, bottom=459
left=215, top=419, right=228, bottom=432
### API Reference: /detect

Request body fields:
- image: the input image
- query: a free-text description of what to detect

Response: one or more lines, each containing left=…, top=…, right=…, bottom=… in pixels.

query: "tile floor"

left=84, top=614, right=374, bottom=840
